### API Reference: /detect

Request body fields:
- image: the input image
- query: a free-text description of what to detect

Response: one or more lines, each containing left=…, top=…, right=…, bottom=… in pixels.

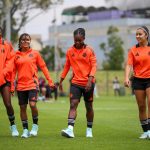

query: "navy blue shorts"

left=70, top=83, right=95, bottom=102
left=17, top=89, right=38, bottom=105
left=132, top=77, right=150, bottom=90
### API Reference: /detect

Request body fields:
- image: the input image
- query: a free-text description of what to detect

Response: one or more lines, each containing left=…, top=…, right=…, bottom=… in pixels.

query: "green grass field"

left=1, top=95, right=150, bottom=150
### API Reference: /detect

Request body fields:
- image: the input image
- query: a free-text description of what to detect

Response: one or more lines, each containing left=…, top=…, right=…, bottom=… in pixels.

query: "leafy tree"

left=0, top=0, right=60, bottom=43
left=100, top=26, right=124, bottom=70
left=40, top=46, right=65, bottom=71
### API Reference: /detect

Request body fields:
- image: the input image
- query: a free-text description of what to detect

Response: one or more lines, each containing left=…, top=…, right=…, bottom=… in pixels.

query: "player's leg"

left=83, top=84, right=94, bottom=138
left=61, top=84, right=81, bottom=138
left=146, top=87, right=150, bottom=139
left=18, top=91, right=30, bottom=138
left=134, top=89, right=148, bottom=139
left=1, top=83, right=19, bottom=136
left=29, top=90, right=39, bottom=136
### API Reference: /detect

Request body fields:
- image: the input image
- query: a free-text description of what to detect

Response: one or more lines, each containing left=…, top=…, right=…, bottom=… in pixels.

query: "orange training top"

left=0, top=38, right=15, bottom=86
left=127, top=43, right=150, bottom=78
left=61, top=45, right=97, bottom=86
left=11, top=48, right=54, bottom=91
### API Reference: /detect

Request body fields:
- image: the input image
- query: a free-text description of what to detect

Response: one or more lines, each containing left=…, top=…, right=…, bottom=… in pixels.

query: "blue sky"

left=20, top=0, right=106, bottom=41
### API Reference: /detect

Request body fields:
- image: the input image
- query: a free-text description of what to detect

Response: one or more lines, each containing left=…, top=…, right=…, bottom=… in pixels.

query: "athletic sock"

left=87, top=121, right=93, bottom=128
left=140, top=119, right=148, bottom=132
left=68, top=118, right=75, bottom=127
left=148, top=118, right=150, bottom=131
left=32, top=116, right=38, bottom=125
left=22, top=120, right=28, bottom=129
left=8, top=114, right=15, bottom=126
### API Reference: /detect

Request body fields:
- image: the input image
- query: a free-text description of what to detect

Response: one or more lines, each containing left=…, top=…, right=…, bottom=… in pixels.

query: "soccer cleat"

left=86, top=128, right=93, bottom=138
left=139, top=132, right=148, bottom=139
left=21, top=129, right=30, bottom=138
left=10, top=125, right=19, bottom=137
left=30, top=124, right=38, bottom=136
left=147, top=130, right=150, bottom=139
left=61, top=127, right=74, bottom=138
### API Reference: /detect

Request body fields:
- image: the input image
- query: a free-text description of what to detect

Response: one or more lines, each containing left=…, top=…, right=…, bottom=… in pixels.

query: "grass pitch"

left=0, top=95, right=150, bottom=150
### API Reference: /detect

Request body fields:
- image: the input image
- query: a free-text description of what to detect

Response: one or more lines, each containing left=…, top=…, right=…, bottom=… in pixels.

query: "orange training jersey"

left=127, top=44, right=150, bottom=78
left=12, top=48, right=53, bottom=91
left=61, top=45, right=97, bottom=86
left=0, top=38, right=15, bottom=86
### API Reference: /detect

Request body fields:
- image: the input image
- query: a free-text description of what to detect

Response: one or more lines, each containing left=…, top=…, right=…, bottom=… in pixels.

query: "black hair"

left=18, top=33, right=31, bottom=51
left=138, top=26, right=149, bottom=40
left=73, top=28, right=85, bottom=38
left=141, top=26, right=149, bottom=36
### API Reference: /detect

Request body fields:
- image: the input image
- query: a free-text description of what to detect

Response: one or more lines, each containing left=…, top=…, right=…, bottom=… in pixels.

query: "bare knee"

left=29, top=102, right=37, bottom=109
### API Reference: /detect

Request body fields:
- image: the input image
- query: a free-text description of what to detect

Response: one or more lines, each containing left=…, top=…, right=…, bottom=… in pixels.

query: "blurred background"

left=1, top=0, right=150, bottom=96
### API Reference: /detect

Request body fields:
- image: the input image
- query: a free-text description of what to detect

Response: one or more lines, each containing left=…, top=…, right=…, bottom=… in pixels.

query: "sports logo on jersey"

left=82, top=53, right=87, bottom=57
left=71, top=53, right=75, bottom=57
left=29, top=53, right=33, bottom=57
left=135, top=52, right=139, bottom=56
left=16, top=56, right=20, bottom=60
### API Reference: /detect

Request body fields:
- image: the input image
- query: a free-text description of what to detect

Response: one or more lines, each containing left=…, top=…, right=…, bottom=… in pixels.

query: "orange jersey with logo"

left=127, top=44, right=150, bottom=78
left=61, top=45, right=97, bottom=86
left=12, top=49, right=53, bottom=91
left=0, top=38, right=15, bottom=86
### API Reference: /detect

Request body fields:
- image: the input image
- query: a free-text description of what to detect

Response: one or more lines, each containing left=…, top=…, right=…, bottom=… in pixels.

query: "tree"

left=0, top=0, right=62, bottom=43
left=40, top=46, right=65, bottom=71
left=100, top=26, right=124, bottom=70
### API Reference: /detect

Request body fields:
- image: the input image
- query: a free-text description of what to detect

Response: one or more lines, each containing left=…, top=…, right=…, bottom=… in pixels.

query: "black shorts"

left=132, top=77, right=150, bottom=90
left=0, top=81, right=10, bottom=92
left=17, top=89, right=38, bottom=105
left=70, top=83, right=95, bottom=102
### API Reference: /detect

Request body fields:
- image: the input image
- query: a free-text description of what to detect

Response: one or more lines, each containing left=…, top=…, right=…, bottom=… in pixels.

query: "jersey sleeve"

left=61, top=51, right=70, bottom=79
left=127, top=49, right=134, bottom=65
left=3, top=42, right=15, bottom=77
left=36, top=52, right=54, bottom=87
left=89, top=49, right=97, bottom=77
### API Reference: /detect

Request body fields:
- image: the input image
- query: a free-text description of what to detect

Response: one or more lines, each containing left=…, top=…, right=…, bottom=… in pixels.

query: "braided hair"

left=18, top=33, right=31, bottom=51
left=73, top=28, right=85, bottom=38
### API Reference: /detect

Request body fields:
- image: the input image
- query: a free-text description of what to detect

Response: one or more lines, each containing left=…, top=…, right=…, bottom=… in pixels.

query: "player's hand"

left=124, top=79, right=131, bottom=88
left=85, top=81, right=92, bottom=92
left=49, top=84, right=55, bottom=91
left=59, top=83, right=63, bottom=92
left=11, top=91, right=15, bottom=96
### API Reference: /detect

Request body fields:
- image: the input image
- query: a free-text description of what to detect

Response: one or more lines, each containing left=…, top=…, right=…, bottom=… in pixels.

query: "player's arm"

left=85, top=50, right=97, bottom=92
left=89, top=50, right=97, bottom=77
left=59, top=52, right=70, bottom=91
left=124, top=50, right=133, bottom=88
left=11, top=62, right=17, bottom=95
left=3, top=43, right=15, bottom=77
left=36, top=52, right=54, bottom=88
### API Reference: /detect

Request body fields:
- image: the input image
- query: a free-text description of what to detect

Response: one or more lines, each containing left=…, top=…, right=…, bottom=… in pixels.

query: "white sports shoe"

left=86, top=128, right=93, bottom=138
left=21, top=129, right=30, bottom=138
left=61, top=127, right=74, bottom=138
left=30, top=124, right=38, bottom=136
left=147, top=130, right=150, bottom=139
left=10, top=125, right=19, bottom=137
left=139, top=132, right=148, bottom=139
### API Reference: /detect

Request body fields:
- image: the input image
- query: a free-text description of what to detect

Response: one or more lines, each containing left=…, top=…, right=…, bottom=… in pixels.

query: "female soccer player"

left=124, top=26, right=150, bottom=139
left=0, top=27, right=19, bottom=137
left=59, top=28, right=97, bottom=138
left=11, top=33, right=55, bottom=138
